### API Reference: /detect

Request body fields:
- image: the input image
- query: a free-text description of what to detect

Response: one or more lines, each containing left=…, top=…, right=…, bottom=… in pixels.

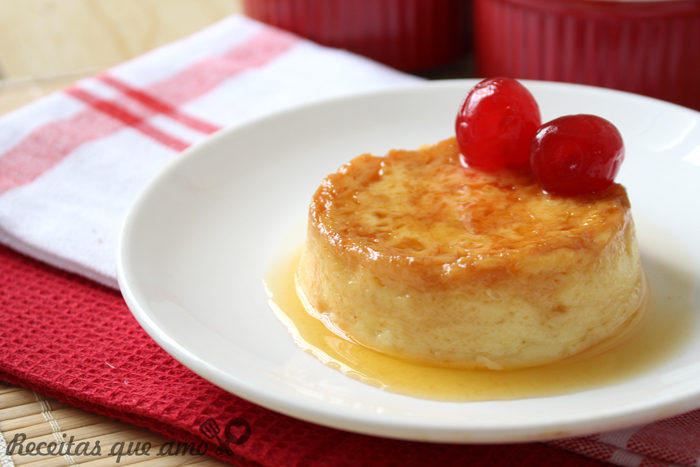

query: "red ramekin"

left=243, top=0, right=471, bottom=72
left=474, top=0, right=700, bottom=110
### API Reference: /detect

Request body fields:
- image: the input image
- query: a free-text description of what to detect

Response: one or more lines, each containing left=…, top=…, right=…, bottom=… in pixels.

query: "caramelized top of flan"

left=309, top=137, right=632, bottom=291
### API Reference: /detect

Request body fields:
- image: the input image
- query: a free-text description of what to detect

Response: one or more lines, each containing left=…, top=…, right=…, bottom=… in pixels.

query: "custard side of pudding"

left=297, top=137, right=643, bottom=371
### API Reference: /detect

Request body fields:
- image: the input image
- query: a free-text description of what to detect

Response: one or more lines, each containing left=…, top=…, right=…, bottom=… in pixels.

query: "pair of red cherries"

left=455, top=78, right=624, bottom=196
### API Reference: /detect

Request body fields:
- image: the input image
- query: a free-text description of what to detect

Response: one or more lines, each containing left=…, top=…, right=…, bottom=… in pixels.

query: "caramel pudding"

left=297, top=137, right=644, bottom=371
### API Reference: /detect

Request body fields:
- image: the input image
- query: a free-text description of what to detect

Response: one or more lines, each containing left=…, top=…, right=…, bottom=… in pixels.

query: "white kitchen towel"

left=0, top=14, right=420, bottom=288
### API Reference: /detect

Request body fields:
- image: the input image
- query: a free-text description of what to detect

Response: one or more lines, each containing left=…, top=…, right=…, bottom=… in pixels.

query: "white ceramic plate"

left=117, top=80, right=700, bottom=443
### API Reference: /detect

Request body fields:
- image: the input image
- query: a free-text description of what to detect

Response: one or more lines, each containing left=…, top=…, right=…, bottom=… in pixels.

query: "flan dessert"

left=296, top=137, right=643, bottom=371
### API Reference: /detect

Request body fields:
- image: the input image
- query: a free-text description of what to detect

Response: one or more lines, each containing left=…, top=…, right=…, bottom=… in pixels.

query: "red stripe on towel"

left=64, top=88, right=191, bottom=152
left=145, top=28, right=299, bottom=106
left=97, top=74, right=222, bottom=135
left=0, top=109, right=123, bottom=196
left=0, top=28, right=299, bottom=196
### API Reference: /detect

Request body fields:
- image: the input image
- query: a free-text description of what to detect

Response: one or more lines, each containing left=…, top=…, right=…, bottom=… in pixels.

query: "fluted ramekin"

left=243, top=0, right=470, bottom=72
left=474, top=0, right=700, bottom=110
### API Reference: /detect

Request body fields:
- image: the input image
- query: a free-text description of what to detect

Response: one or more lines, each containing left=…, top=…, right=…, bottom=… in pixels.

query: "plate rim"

left=117, top=79, right=700, bottom=443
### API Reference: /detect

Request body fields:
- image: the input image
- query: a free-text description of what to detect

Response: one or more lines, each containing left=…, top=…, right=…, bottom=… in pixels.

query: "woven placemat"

left=0, top=382, right=230, bottom=467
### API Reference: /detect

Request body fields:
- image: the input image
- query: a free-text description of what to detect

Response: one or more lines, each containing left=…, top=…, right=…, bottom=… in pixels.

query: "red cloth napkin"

left=0, top=243, right=605, bottom=467
left=0, top=13, right=698, bottom=467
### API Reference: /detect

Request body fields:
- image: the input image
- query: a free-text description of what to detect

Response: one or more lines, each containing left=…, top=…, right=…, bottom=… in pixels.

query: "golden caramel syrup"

left=264, top=217, right=695, bottom=401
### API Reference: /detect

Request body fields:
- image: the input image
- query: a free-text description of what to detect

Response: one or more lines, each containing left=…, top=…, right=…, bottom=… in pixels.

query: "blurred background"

left=1, top=0, right=699, bottom=115
left=0, top=0, right=244, bottom=114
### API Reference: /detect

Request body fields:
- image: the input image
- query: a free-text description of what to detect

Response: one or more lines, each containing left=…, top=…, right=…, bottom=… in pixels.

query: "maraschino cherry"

left=530, top=114, right=624, bottom=196
left=456, top=77, right=541, bottom=170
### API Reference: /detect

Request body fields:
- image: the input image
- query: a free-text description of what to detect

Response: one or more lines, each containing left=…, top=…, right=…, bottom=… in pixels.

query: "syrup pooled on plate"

left=265, top=235, right=693, bottom=401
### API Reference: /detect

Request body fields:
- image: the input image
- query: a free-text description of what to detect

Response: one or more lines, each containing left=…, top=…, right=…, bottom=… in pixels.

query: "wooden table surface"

left=0, top=0, right=243, bottom=115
